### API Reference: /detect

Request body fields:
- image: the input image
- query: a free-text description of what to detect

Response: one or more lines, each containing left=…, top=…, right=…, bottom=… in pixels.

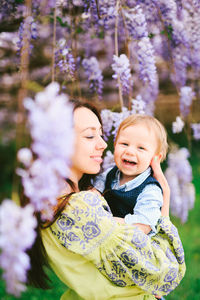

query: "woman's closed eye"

left=85, top=136, right=94, bottom=139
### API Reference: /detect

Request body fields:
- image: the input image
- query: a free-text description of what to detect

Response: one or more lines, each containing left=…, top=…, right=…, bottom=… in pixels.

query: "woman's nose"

left=96, top=136, right=107, bottom=150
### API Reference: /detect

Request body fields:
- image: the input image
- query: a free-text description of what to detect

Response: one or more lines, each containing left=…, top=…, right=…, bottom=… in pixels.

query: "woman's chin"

left=87, top=167, right=101, bottom=174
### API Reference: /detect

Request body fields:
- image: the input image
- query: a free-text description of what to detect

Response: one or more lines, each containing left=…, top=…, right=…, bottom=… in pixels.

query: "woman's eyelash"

left=86, top=136, right=94, bottom=139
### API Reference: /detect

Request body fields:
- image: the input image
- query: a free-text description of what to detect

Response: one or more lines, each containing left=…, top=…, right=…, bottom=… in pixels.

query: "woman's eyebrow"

left=81, top=126, right=102, bottom=133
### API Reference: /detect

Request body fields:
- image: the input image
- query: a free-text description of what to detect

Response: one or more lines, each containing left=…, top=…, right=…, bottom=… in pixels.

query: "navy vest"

left=103, top=166, right=162, bottom=218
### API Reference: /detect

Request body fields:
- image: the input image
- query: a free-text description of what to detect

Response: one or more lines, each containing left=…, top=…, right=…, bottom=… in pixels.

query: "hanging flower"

left=82, top=56, right=103, bottom=98
left=191, top=123, right=200, bottom=140
left=17, top=82, right=74, bottom=220
left=172, top=116, right=185, bottom=133
left=165, top=147, right=195, bottom=223
left=0, top=200, right=37, bottom=297
left=131, top=95, right=146, bottom=115
left=179, top=86, right=195, bottom=118
left=112, top=54, right=132, bottom=95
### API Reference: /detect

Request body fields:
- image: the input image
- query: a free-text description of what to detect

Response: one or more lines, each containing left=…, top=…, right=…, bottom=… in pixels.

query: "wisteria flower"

left=123, top=5, right=148, bottom=39
left=16, top=16, right=38, bottom=55
left=17, top=82, right=74, bottom=220
left=57, top=46, right=76, bottom=79
left=112, top=54, right=132, bottom=95
left=179, top=86, right=195, bottom=118
left=137, top=37, right=157, bottom=86
left=102, top=150, right=115, bottom=172
left=165, top=147, right=195, bottom=223
left=101, top=109, right=114, bottom=141
left=17, top=147, right=33, bottom=167
left=112, top=107, right=130, bottom=138
left=191, top=123, right=200, bottom=140
left=131, top=95, right=146, bottom=115
left=172, top=116, right=185, bottom=133
left=0, top=200, right=37, bottom=296
left=82, top=56, right=103, bottom=98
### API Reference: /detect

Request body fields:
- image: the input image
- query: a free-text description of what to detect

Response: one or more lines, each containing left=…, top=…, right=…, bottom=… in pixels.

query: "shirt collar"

left=113, top=167, right=152, bottom=191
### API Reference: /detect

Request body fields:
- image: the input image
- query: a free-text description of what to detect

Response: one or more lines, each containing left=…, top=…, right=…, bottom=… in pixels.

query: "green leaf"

left=56, top=16, right=70, bottom=28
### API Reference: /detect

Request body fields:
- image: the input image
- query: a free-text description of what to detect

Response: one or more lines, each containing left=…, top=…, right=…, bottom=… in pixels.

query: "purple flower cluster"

left=82, top=56, right=103, bottom=98
left=123, top=5, right=148, bottom=39
left=165, top=147, right=195, bottom=223
left=32, top=0, right=56, bottom=13
left=0, top=200, right=37, bottom=296
left=0, top=0, right=23, bottom=20
left=17, top=82, right=74, bottom=220
left=100, top=106, right=130, bottom=140
left=111, top=107, right=130, bottom=138
left=171, top=46, right=190, bottom=87
left=82, top=0, right=99, bottom=27
left=112, top=54, right=132, bottom=95
left=185, top=3, right=200, bottom=70
left=172, top=116, right=185, bottom=133
left=100, top=109, right=115, bottom=141
left=131, top=95, right=146, bottom=115
left=137, top=37, right=157, bottom=86
left=17, top=16, right=38, bottom=55
left=56, top=42, right=76, bottom=78
left=191, top=123, right=200, bottom=140
left=179, top=86, right=195, bottom=118
left=102, top=150, right=115, bottom=171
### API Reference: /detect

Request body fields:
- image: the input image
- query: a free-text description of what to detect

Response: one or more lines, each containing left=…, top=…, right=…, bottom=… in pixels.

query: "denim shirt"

left=93, top=167, right=163, bottom=236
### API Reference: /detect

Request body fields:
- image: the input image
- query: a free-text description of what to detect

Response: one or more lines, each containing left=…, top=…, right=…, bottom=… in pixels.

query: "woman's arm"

left=151, top=156, right=170, bottom=217
left=51, top=191, right=185, bottom=297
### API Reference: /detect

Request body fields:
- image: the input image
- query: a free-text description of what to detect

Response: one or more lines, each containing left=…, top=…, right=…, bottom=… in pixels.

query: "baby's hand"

left=151, top=155, right=170, bottom=217
left=114, top=217, right=125, bottom=224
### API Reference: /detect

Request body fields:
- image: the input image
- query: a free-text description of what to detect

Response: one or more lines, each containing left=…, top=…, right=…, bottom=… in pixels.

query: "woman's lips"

left=91, top=156, right=103, bottom=163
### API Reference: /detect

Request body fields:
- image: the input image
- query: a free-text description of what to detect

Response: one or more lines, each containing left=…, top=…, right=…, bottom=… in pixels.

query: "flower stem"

left=115, top=0, right=123, bottom=110
left=13, top=0, right=32, bottom=204
left=52, top=6, right=57, bottom=82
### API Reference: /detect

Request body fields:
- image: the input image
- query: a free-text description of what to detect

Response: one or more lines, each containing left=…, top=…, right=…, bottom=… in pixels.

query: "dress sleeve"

left=50, top=191, right=186, bottom=297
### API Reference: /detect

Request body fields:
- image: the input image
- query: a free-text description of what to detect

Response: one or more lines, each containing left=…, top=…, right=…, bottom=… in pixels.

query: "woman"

left=28, top=100, right=185, bottom=300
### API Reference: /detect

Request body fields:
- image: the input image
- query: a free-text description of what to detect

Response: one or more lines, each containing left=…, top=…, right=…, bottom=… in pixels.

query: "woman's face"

left=70, top=107, right=107, bottom=183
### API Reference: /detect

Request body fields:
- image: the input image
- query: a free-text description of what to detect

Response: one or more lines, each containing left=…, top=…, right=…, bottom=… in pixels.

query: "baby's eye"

left=139, top=146, right=145, bottom=150
left=121, top=142, right=128, bottom=146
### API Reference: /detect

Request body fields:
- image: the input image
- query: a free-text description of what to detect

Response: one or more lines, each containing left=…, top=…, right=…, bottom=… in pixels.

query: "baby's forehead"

left=118, top=123, right=159, bottom=141
left=120, top=122, right=151, bottom=133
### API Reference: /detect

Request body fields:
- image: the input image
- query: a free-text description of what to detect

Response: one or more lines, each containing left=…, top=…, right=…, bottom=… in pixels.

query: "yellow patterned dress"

left=42, top=191, right=186, bottom=300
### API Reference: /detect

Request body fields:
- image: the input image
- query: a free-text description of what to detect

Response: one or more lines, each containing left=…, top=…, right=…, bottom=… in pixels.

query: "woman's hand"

left=151, top=155, right=170, bottom=217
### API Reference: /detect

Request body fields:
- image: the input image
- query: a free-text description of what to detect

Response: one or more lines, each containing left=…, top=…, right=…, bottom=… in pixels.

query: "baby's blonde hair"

left=115, top=114, right=168, bottom=162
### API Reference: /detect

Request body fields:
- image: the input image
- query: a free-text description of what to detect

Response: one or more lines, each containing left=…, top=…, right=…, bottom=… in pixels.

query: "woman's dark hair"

left=70, top=99, right=103, bottom=191
left=25, top=99, right=103, bottom=289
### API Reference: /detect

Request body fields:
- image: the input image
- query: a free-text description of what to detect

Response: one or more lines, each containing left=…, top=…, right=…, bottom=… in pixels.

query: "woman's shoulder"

left=66, top=190, right=107, bottom=210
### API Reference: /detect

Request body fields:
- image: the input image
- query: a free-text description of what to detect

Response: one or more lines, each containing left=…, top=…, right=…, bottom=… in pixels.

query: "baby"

left=94, top=114, right=168, bottom=236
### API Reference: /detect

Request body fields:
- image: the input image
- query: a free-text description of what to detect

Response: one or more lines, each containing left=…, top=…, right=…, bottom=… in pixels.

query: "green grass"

left=0, top=269, right=66, bottom=300
left=1, top=144, right=200, bottom=300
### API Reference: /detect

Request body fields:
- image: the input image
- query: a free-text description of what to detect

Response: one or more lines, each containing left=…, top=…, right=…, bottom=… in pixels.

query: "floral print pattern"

left=50, top=191, right=186, bottom=297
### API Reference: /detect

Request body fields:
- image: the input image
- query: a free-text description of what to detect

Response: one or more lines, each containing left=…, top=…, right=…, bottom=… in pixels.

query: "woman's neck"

left=69, top=169, right=82, bottom=190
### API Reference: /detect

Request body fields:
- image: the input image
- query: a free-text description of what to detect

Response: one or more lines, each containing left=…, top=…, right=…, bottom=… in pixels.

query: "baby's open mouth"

left=123, top=159, right=136, bottom=165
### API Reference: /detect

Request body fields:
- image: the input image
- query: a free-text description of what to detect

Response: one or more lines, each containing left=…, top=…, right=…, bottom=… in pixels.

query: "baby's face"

left=114, top=123, right=158, bottom=183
